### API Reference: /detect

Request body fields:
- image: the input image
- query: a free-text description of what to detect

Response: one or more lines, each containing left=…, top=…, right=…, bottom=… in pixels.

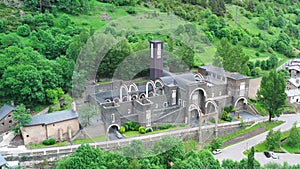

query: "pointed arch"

left=146, top=80, right=156, bottom=97
left=120, top=85, right=128, bottom=103
left=205, top=100, right=218, bottom=114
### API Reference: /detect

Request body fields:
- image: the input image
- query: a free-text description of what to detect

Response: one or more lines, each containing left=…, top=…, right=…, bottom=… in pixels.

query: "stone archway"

left=146, top=80, right=156, bottom=97
left=120, top=85, right=128, bottom=102
left=190, top=88, right=207, bottom=113
left=234, top=97, right=248, bottom=110
left=154, top=79, right=164, bottom=95
left=107, top=124, right=120, bottom=134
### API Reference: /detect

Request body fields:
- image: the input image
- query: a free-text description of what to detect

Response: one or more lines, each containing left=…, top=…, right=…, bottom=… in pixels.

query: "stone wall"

left=0, top=111, right=16, bottom=134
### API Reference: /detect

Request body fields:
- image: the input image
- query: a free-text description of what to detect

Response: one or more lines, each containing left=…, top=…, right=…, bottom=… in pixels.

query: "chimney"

left=150, top=40, right=163, bottom=81
left=71, top=101, right=77, bottom=112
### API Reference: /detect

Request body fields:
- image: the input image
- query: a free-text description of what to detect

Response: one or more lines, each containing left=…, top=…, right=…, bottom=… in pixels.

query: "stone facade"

left=21, top=118, right=80, bottom=145
left=0, top=104, right=16, bottom=134
left=87, top=42, right=251, bottom=137
left=21, top=108, right=80, bottom=146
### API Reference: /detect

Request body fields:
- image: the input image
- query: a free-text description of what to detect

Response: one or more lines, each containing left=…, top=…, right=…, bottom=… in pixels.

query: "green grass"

left=253, top=102, right=268, bottom=116
left=27, top=141, right=69, bottom=149
left=282, top=142, right=300, bottom=154
left=221, top=121, right=284, bottom=145
left=124, top=125, right=188, bottom=138
left=96, top=81, right=111, bottom=85
left=72, top=136, right=107, bottom=144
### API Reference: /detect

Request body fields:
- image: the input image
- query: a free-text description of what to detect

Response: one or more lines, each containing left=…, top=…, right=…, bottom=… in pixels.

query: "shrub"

left=125, top=121, right=141, bottom=131
left=146, top=127, right=153, bottom=133
left=139, top=126, right=146, bottom=134
left=120, top=126, right=126, bottom=134
left=152, top=126, right=157, bottom=131
left=17, top=24, right=31, bottom=37
left=43, top=138, right=56, bottom=145
left=225, top=116, right=233, bottom=122
left=43, top=139, right=50, bottom=145
left=224, top=106, right=231, bottom=113
left=126, top=7, right=137, bottom=15
left=221, top=111, right=228, bottom=120
left=49, top=138, right=56, bottom=145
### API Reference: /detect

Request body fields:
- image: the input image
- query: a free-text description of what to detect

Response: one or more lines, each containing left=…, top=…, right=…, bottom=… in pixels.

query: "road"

left=214, top=114, right=300, bottom=166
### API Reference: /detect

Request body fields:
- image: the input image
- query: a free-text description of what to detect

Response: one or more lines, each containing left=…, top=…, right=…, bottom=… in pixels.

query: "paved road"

left=214, top=114, right=300, bottom=165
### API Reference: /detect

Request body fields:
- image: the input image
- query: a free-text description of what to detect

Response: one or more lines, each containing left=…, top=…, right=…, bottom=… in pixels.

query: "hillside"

left=0, top=0, right=299, bottom=107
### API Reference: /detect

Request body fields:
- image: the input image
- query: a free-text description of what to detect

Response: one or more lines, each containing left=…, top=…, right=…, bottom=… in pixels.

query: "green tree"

left=17, top=24, right=31, bottom=37
left=266, top=130, right=281, bottom=150
left=210, top=137, right=223, bottom=151
left=257, top=70, right=287, bottom=121
left=286, top=122, right=300, bottom=148
left=77, top=103, right=99, bottom=127
left=216, top=38, right=249, bottom=75
left=248, top=147, right=255, bottom=169
left=12, top=104, right=32, bottom=136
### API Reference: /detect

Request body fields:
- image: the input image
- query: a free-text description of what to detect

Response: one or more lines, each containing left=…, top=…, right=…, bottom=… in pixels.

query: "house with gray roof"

left=20, top=103, right=79, bottom=145
left=0, top=104, right=16, bottom=134
left=0, top=155, right=7, bottom=169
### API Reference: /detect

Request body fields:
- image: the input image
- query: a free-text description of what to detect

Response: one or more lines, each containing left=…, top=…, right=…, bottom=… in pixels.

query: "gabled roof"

left=288, top=78, right=300, bottom=88
left=0, top=104, right=15, bottom=121
left=0, top=155, right=6, bottom=166
left=25, top=109, right=78, bottom=126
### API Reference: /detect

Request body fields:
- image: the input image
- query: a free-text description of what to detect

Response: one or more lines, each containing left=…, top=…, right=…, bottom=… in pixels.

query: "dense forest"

left=0, top=0, right=299, bottom=108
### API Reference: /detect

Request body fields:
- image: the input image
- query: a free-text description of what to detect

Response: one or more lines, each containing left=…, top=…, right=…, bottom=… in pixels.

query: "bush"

left=225, top=116, right=233, bottom=122
left=139, top=126, right=146, bottom=134
left=224, top=106, right=231, bottom=113
left=17, top=24, right=31, bottom=37
left=125, top=121, right=141, bottom=131
left=49, top=138, right=56, bottom=145
left=221, top=111, right=228, bottom=120
left=43, top=138, right=56, bottom=145
left=146, top=127, right=153, bottom=133
left=120, top=126, right=126, bottom=134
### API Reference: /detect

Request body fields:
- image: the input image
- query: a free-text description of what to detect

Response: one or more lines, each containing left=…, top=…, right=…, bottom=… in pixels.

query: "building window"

left=8, top=115, right=11, bottom=118
left=212, top=93, right=214, bottom=98
left=178, top=99, right=182, bottom=106
left=157, top=43, right=161, bottom=59
left=219, top=91, right=222, bottom=96
left=163, top=102, right=168, bottom=107
left=26, top=135, right=29, bottom=138
left=146, top=110, right=151, bottom=127
left=155, top=104, right=158, bottom=108
left=111, top=114, right=115, bottom=123
left=1, top=122, right=4, bottom=126
left=182, top=101, right=185, bottom=107
left=128, top=109, right=131, bottom=114
left=9, top=120, right=12, bottom=124
left=151, top=43, right=154, bottom=58
left=42, top=124, right=45, bottom=127
left=53, top=124, right=55, bottom=126
left=172, top=90, right=177, bottom=105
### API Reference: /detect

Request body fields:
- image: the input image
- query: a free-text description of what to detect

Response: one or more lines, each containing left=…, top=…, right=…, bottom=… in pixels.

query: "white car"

left=270, top=152, right=279, bottom=159
left=213, top=149, right=222, bottom=155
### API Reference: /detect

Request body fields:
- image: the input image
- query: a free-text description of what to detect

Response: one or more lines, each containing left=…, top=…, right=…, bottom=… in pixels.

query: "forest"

left=0, top=0, right=299, bottom=108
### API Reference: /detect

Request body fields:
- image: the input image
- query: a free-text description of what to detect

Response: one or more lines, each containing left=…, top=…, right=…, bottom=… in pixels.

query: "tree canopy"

left=257, top=70, right=287, bottom=122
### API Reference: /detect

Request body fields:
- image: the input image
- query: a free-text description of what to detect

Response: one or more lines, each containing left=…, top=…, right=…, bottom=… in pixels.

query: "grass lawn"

left=282, top=142, right=300, bottom=154
left=72, top=136, right=107, bottom=144
left=124, top=125, right=188, bottom=138
left=27, top=141, right=69, bottom=149
left=221, top=121, right=284, bottom=147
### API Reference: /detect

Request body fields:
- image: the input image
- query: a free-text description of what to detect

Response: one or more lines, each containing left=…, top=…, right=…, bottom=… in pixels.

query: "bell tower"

left=150, top=40, right=163, bottom=80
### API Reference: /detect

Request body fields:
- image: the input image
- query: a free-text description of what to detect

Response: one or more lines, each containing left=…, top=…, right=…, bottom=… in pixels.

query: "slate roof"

left=288, top=78, right=300, bottom=88
left=0, top=104, right=15, bottom=121
left=0, top=155, right=6, bottom=166
left=226, top=73, right=249, bottom=80
left=199, top=65, right=225, bottom=75
left=25, top=109, right=78, bottom=126
left=160, top=72, right=197, bottom=89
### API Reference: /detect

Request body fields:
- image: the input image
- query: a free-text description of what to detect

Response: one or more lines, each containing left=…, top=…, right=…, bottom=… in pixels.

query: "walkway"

left=214, top=114, right=300, bottom=165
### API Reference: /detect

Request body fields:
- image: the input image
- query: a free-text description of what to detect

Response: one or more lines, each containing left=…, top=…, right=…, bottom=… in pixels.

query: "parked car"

left=213, top=149, right=222, bottom=155
left=270, top=152, right=279, bottom=159
left=264, top=152, right=271, bottom=158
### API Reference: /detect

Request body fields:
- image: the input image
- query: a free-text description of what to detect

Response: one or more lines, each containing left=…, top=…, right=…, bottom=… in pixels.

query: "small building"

left=0, top=104, right=16, bottom=134
left=21, top=106, right=79, bottom=146
left=286, top=89, right=300, bottom=103
left=0, top=155, right=7, bottom=169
